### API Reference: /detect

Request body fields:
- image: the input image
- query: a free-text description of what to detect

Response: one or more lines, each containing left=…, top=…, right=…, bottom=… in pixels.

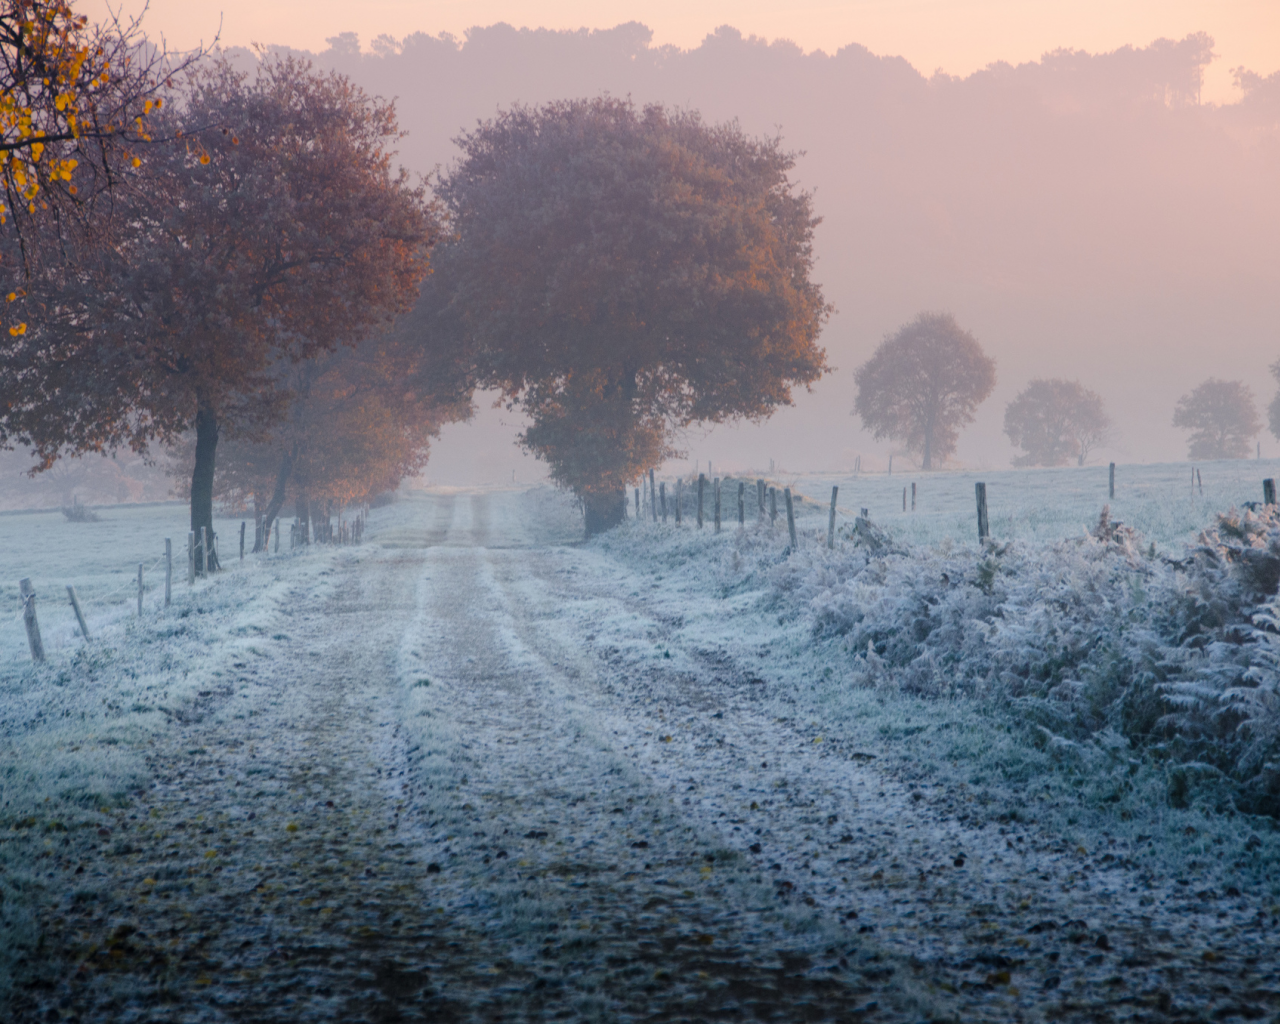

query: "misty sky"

left=106, top=0, right=1278, bottom=104
left=93, top=2, right=1280, bottom=485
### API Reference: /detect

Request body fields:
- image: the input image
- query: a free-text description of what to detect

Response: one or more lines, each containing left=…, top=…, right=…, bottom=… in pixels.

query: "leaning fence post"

left=1264, top=478, right=1276, bottom=506
left=769, top=486, right=777, bottom=526
left=19, top=578, right=44, bottom=662
left=164, top=538, right=172, bottom=607
left=976, top=481, right=989, bottom=542
left=697, top=474, right=705, bottom=528
left=634, top=488, right=640, bottom=520
left=738, top=482, right=745, bottom=526
left=137, top=563, right=144, bottom=617
left=188, top=531, right=196, bottom=585
left=828, top=486, right=838, bottom=549
left=240, top=521, right=246, bottom=561
left=1109, top=462, right=1116, bottom=500
left=784, top=488, right=798, bottom=550
left=67, top=585, right=90, bottom=640
left=660, top=482, right=667, bottom=522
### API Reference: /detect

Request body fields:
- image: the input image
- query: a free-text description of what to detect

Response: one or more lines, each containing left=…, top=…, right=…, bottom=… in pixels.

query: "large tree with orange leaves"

left=193, top=325, right=471, bottom=546
left=425, top=97, right=830, bottom=534
left=0, top=0, right=201, bottom=327
left=0, top=56, right=433, bottom=566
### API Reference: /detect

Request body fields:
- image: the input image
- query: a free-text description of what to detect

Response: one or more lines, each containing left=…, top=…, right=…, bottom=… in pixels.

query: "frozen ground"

left=2, top=478, right=1279, bottom=1022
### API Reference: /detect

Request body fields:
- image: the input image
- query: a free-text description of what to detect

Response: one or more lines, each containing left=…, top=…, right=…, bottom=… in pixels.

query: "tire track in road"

left=399, top=540, right=927, bottom=1022
left=13, top=546, right=502, bottom=1024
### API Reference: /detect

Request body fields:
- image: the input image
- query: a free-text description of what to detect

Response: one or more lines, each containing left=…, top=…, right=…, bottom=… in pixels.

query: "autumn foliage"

left=0, top=55, right=434, bottom=564
left=426, top=97, right=829, bottom=533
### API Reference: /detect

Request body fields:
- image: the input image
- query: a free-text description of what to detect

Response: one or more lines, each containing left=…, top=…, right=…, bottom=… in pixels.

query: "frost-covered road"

left=11, top=489, right=1280, bottom=1022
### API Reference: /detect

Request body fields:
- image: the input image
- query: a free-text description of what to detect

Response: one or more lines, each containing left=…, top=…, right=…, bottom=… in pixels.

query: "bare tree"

left=1004, top=378, right=1111, bottom=467
left=853, top=312, right=996, bottom=470
left=1173, top=378, right=1261, bottom=459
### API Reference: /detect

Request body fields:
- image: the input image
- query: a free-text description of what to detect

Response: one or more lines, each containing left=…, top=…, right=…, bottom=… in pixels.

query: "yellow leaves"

left=131, top=156, right=140, bottom=168
left=9, top=323, right=27, bottom=336
left=30, top=142, right=44, bottom=163
left=199, top=152, right=210, bottom=165
left=7, top=293, right=17, bottom=302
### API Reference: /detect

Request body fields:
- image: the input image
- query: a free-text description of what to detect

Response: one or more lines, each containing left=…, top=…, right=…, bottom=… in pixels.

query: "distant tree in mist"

left=853, top=313, right=995, bottom=470
left=1172, top=379, right=1261, bottom=459
left=174, top=330, right=470, bottom=546
left=1003, top=379, right=1110, bottom=467
left=424, top=96, right=829, bottom=535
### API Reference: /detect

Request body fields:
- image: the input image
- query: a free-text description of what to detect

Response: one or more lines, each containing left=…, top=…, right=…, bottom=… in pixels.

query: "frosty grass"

left=3, top=461, right=1280, bottom=1007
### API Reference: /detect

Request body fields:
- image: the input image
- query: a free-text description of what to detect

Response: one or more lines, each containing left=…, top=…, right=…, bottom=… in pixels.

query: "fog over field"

left=228, top=24, right=1280, bottom=483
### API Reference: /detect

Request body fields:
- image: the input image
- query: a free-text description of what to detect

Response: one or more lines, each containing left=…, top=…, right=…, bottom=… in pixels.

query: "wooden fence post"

left=650, top=469, right=658, bottom=522
left=902, top=486, right=907, bottom=512
left=240, top=521, right=246, bottom=561
left=675, top=479, right=682, bottom=525
left=274, top=521, right=280, bottom=552
left=714, top=478, right=721, bottom=533
left=67, top=585, right=90, bottom=639
left=200, top=527, right=208, bottom=576
left=757, top=479, right=765, bottom=516
left=1264, top=478, right=1276, bottom=506
left=188, top=531, right=196, bottom=585
left=828, top=486, right=838, bottom=549
left=976, top=482, right=989, bottom=542
left=164, top=538, right=172, bottom=607
left=1109, top=462, right=1115, bottom=499
left=770, top=487, right=777, bottom=525
left=20, top=577, right=44, bottom=662
left=738, top=482, right=745, bottom=526
left=137, top=563, right=144, bottom=616
left=635, top=488, right=640, bottom=520
left=784, top=488, right=798, bottom=550
left=660, top=482, right=667, bottom=522
left=911, top=481, right=916, bottom=511
left=697, top=474, right=705, bottom=528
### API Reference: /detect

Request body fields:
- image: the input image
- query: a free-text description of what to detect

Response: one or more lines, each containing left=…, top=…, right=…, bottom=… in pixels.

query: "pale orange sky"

left=104, top=0, right=1277, bottom=105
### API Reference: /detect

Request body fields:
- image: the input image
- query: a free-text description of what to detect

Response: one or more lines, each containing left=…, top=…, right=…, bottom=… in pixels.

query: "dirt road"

left=11, top=490, right=1278, bottom=1022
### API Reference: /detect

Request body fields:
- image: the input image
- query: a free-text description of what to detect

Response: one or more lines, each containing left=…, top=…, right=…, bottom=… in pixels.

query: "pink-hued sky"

left=106, top=0, right=1276, bottom=105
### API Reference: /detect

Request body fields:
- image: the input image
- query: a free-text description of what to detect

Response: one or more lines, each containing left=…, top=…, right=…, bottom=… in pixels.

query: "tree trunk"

left=583, top=489, right=626, bottom=537
left=257, top=445, right=297, bottom=551
left=190, top=402, right=221, bottom=571
left=297, top=489, right=310, bottom=544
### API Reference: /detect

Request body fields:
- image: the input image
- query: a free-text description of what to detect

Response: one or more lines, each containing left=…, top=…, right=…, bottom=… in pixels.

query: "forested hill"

left=232, top=26, right=1280, bottom=470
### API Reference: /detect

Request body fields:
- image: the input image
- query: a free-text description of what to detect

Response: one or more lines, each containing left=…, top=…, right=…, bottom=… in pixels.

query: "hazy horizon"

left=208, top=22, right=1280, bottom=487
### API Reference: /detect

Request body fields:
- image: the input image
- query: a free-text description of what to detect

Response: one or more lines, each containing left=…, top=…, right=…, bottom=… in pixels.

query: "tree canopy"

left=0, top=0, right=201, bottom=330
left=1003, top=378, right=1110, bottom=467
left=1173, top=378, right=1260, bottom=459
left=424, top=96, right=829, bottom=533
left=853, top=312, right=996, bottom=470
left=0, top=56, right=434, bottom=565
